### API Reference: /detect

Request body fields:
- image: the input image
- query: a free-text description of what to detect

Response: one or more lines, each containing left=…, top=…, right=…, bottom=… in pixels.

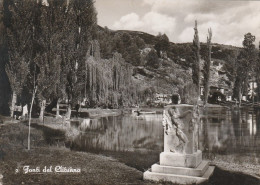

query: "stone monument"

left=144, top=105, right=215, bottom=184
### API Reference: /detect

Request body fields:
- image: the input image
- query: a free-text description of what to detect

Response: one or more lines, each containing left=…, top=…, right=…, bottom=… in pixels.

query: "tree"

left=83, top=39, right=136, bottom=109
left=112, top=32, right=141, bottom=66
left=233, top=33, right=257, bottom=105
left=255, top=42, right=260, bottom=101
left=203, top=28, right=212, bottom=105
left=5, top=0, right=43, bottom=149
left=60, top=0, right=97, bottom=119
left=98, top=26, right=113, bottom=59
left=154, top=33, right=169, bottom=57
left=28, top=64, right=37, bottom=150
left=146, top=49, right=159, bottom=68
left=192, top=20, right=201, bottom=100
left=125, top=42, right=140, bottom=66
left=223, top=50, right=239, bottom=88
left=0, top=0, right=12, bottom=116
left=135, top=36, right=145, bottom=49
left=36, top=0, right=68, bottom=121
left=4, top=0, right=38, bottom=118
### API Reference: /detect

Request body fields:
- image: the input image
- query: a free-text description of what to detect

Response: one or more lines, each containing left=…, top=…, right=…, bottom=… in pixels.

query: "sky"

left=95, top=0, right=260, bottom=47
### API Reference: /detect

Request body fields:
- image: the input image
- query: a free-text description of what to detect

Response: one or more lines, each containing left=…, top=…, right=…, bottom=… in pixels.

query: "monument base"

left=160, top=151, right=202, bottom=168
left=144, top=160, right=215, bottom=184
left=144, top=105, right=215, bottom=184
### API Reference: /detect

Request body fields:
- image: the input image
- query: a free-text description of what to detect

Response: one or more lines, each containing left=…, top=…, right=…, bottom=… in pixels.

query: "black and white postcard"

left=0, top=0, right=259, bottom=184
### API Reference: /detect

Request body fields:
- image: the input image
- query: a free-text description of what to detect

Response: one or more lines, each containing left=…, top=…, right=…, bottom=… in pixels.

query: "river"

left=65, top=107, right=260, bottom=171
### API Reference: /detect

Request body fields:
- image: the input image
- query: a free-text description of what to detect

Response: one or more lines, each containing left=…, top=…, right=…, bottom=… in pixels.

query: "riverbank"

left=0, top=121, right=157, bottom=185
left=50, top=106, right=123, bottom=118
left=0, top=119, right=259, bottom=185
left=80, top=108, right=122, bottom=118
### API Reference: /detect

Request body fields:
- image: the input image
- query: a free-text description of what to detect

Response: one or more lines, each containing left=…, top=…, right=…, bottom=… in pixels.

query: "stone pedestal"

left=160, top=150, right=202, bottom=168
left=144, top=105, right=214, bottom=184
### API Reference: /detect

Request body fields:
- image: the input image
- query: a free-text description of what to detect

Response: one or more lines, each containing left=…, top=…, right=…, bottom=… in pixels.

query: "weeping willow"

left=84, top=40, right=138, bottom=108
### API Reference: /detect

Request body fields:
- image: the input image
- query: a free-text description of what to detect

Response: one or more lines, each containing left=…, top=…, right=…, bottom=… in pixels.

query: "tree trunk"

left=65, top=104, right=71, bottom=120
left=28, top=87, right=37, bottom=151
left=204, top=86, right=208, bottom=105
left=252, top=81, right=255, bottom=104
left=45, top=98, right=58, bottom=113
left=256, top=75, right=260, bottom=103
left=39, top=100, right=46, bottom=122
left=10, top=91, right=17, bottom=118
left=238, top=86, right=242, bottom=106
left=22, top=104, right=28, bottom=118
left=56, top=99, right=60, bottom=118
left=257, top=80, right=260, bottom=102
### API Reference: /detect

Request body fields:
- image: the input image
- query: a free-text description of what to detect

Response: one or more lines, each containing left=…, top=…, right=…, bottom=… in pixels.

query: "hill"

left=97, top=26, right=241, bottom=101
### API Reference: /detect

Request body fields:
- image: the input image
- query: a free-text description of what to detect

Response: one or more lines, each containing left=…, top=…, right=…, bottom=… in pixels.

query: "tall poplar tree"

left=4, top=0, right=37, bottom=118
left=36, top=0, right=66, bottom=121
left=61, top=0, right=97, bottom=119
left=203, top=28, right=212, bottom=105
left=192, top=20, right=201, bottom=100
left=233, top=33, right=256, bottom=105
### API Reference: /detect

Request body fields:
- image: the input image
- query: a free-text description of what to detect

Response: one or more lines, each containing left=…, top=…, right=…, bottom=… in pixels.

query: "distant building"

left=247, top=79, right=258, bottom=101
left=226, top=96, right=232, bottom=101
left=154, top=93, right=181, bottom=104
left=201, top=85, right=229, bottom=102
left=249, top=81, right=257, bottom=96
left=154, top=93, right=172, bottom=104
left=180, top=58, right=186, bottom=62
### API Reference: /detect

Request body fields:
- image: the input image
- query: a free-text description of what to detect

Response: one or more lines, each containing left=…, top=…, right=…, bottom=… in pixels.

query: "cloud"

left=143, top=0, right=248, bottom=16
left=184, top=13, right=215, bottom=24
left=179, top=27, right=194, bottom=43
left=111, top=0, right=260, bottom=47
left=112, top=12, right=176, bottom=39
left=113, top=13, right=143, bottom=29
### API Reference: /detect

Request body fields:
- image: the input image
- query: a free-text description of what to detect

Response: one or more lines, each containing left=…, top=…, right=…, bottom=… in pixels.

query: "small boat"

left=138, top=111, right=156, bottom=114
left=132, top=109, right=156, bottom=116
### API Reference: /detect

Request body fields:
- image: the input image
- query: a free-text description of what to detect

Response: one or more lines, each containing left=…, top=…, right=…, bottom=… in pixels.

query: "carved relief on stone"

left=163, top=105, right=200, bottom=154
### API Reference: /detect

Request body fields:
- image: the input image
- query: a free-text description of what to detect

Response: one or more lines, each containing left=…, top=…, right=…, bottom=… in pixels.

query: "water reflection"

left=69, top=108, right=260, bottom=158
left=70, top=114, right=163, bottom=153
left=200, top=108, right=260, bottom=156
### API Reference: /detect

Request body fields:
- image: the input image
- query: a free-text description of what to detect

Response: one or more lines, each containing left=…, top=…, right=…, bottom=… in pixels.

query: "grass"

left=0, top=122, right=158, bottom=185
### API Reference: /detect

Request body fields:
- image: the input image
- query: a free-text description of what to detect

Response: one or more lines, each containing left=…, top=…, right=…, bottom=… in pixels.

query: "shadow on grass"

left=205, top=166, right=260, bottom=185
left=30, top=123, right=65, bottom=145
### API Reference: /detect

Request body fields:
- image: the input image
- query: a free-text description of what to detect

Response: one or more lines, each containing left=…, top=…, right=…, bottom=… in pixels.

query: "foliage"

left=179, top=82, right=198, bottom=104
left=192, top=20, right=201, bottom=96
left=60, top=0, right=97, bottom=107
left=256, top=43, right=260, bottom=101
left=203, top=28, right=212, bottom=104
left=208, top=91, right=226, bottom=104
left=222, top=50, right=239, bottom=86
left=145, top=49, right=159, bottom=68
left=98, top=30, right=142, bottom=66
left=154, top=33, right=169, bottom=57
left=36, top=0, right=66, bottom=101
left=4, top=0, right=260, bottom=117
left=0, top=3, right=10, bottom=115
left=233, top=33, right=257, bottom=103
left=4, top=0, right=36, bottom=97
left=84, top=43, right=137, bottom=108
